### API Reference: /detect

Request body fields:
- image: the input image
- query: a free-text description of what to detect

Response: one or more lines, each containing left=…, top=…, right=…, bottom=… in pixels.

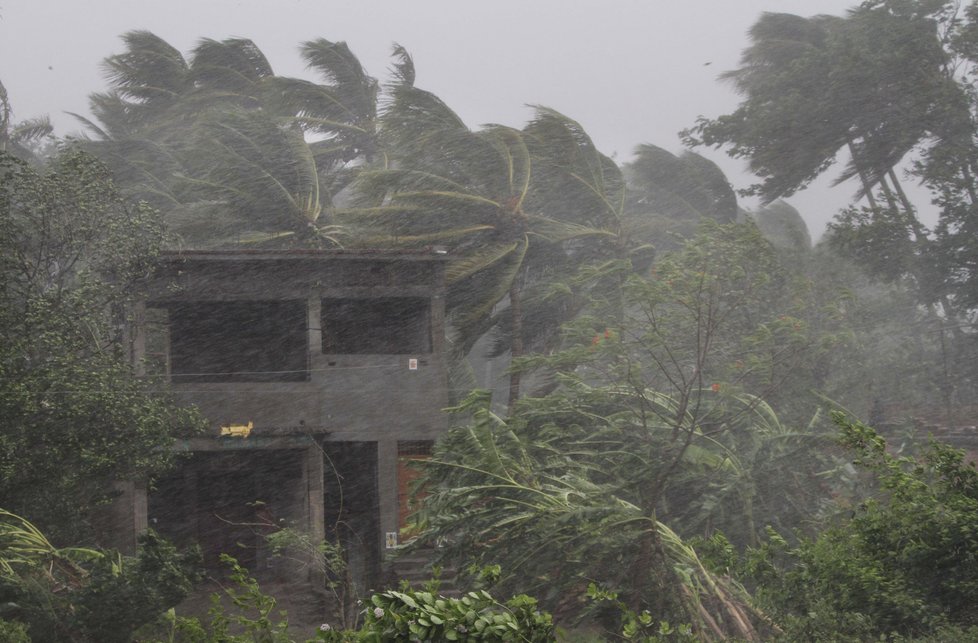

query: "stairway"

left=387, top=547, right=462, bottom=597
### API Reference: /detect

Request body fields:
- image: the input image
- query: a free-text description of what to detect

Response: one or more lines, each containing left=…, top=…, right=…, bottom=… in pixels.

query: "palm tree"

left=348, top=51, right=614, bottom=408
left=0, top=80, right=52, bottom=161
left=75, top=32, right=382, bottom=247
left=687, top=8, right=960, bottom=213
left=749, top=200, right=812, bottom=251
left=622, top=144, right=738, bottom=252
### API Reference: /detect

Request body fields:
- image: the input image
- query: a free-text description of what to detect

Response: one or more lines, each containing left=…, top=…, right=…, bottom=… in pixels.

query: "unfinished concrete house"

left=118, top=249, right=449, bottom=599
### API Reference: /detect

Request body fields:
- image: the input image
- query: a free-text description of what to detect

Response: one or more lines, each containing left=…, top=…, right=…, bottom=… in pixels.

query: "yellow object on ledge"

left=219, top=422, right=253, bottom=438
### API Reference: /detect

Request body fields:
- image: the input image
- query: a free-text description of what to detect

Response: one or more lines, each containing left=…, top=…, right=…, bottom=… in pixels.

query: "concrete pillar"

left=305, top=444, right=325, bottom=542
left=307, top=296, right=322, bottom=355
left=95, top=480, right=147, bottom=554
left=130, top=300, right=147, bottom=375
left=304, top=443, right=326, bottom=585
left=377, top=439, right=399, bottom=554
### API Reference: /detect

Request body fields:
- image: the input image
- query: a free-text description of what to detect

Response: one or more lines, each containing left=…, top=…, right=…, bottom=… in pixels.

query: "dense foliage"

left=0, top=509, right=201, bottom=642
left=712, top=413, right=978, bottom=640
left=406, top=225, right=845, bottom=640
left=0, top=150, right=203, bottom=543
left=687, top=0, right=978, bottom=418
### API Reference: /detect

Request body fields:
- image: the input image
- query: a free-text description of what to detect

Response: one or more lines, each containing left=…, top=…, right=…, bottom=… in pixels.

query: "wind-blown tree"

left=686, top=2, right=978, bottom=420
left=685, top=6, right=957, bottom=298
left=476, top=107, right=640, bottom=395
left=76, top=32, right=382, bottom=247
left=684, top=5, right=969, bottom=294
left=748, top=200, right=812, bottom=252
left=414, top=392, right=772, bottom=641
left=349, top=51, right=614, bottom=408
left=685, top=7, right=961, bottom=209
left=625, top=144, right=737, bottom=222
left=0, top=80, right=52, bottom=162
left=0, top=149, right=203, bottom=544
left=411, top=224, right=837, bottom=638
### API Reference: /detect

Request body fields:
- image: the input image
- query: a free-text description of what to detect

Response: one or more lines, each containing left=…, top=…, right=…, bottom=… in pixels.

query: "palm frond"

left=101, top=30, right=191, bottom=104
left=190, top=37, right=275, bottom=94
left=445, top=239, right=523, bottom=284
left=389, top=43, right=416, bottom=87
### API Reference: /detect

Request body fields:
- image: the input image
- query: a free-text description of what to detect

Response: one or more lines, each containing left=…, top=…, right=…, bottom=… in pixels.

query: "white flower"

left=319, top=623, right=331, bottom=631
left=374, top=607, right=385, bottom=618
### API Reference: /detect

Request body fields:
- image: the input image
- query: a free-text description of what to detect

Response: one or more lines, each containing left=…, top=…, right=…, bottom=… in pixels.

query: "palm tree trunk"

left=886, top=168, right=930, bottom=243
left=877, top=173, right=901, bottom=214
left=846, top=139, right=880, bottom=212
left=507, top=281, right=524, bottom=412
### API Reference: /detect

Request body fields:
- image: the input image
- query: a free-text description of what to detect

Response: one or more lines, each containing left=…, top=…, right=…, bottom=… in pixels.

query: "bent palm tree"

left=0, top=81, right=52, bottom=161
left=413, top=391, right=774, bottom=640
left=349, top=51, right=612, bottom=407
left=76, top=32, right=383, bottom=247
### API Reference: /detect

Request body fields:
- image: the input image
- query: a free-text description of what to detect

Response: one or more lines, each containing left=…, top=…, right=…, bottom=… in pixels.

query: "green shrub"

left=146, top=558, right=553, bottom=643
left=321, top=588, right=553, bottom=642
left=735, top=412, right=978, bottom=640
left=73, top=532, right=203, bottom=642
left=0, top=619, right=30, bottom=642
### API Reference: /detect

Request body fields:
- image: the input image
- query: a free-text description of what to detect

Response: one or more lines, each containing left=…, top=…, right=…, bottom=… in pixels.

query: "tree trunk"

left=507, top=281, right=524, bottom=412
left=877, top=173, right=901, bottom=214
left=887, top=168, right=930, bottom=243
left=847, top=139, right=880, bottom=212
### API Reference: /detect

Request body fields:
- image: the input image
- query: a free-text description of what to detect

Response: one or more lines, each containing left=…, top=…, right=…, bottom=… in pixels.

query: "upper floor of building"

left=131, top=250, right=450, bottom=441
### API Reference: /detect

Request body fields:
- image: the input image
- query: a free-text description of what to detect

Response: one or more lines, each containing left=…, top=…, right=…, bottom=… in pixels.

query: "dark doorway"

left=322, top=442, right=380, bottom=593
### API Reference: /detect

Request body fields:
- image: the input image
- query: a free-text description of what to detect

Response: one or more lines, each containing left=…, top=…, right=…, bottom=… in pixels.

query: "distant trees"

left=687, top=1, right=978, bottom=422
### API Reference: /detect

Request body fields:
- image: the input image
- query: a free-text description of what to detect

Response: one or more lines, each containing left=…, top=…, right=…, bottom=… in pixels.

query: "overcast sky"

left=2, top=0, right=869, bottom=237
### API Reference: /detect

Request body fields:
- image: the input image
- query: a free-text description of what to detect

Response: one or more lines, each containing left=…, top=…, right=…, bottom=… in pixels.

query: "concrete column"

left=377, top=439, right=399, bottom=554
left=429, top=288, right=446, bottom=357
left=95, top=480, right=147, bottom=554
left=131, top=300, right=147, bottom=375
left=304, top=443, right=326, bottom=585
left=305, top=444, right=325, bottom=542
left=429, top=265, right=450, bottom=411
left=307, top=296, right=322, bottom=354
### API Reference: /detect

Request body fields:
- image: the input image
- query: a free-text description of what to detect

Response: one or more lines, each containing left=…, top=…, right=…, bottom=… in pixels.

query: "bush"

left=146, top=558, right=553, bottom=643
left=0, top=523, right=201, bottom=642
left=338, top=588, right=553, bottom=642
left=736, top=412, right=978, bottom=640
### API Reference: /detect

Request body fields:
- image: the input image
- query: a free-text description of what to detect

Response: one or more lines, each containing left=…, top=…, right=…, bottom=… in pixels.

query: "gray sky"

left=2, top=0, right=868, bottom=237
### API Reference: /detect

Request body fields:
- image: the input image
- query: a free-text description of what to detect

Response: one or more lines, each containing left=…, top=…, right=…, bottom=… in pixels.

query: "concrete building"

left=114, top=249, right=449, bottom=596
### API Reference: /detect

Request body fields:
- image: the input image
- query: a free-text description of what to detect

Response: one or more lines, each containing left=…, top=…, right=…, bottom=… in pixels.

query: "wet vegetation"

left=6, top=0, right=978, bottom=639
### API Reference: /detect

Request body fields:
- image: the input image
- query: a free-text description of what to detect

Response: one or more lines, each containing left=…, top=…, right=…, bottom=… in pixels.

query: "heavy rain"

left=2, top=1, right=978, bottom=640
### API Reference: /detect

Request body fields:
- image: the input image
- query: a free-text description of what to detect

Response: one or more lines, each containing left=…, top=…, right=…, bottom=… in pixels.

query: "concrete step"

left=388, top=547, right=462, bottom=597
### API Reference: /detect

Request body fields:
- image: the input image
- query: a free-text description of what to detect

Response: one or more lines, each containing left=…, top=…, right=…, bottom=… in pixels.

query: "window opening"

left=168, top=300, right=308, bottom=382
left=321, top=297, right=431, bottom=354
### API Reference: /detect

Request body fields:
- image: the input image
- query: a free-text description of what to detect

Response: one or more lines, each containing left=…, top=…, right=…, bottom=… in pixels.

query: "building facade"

left=115, top=249, right=449, bottom=594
